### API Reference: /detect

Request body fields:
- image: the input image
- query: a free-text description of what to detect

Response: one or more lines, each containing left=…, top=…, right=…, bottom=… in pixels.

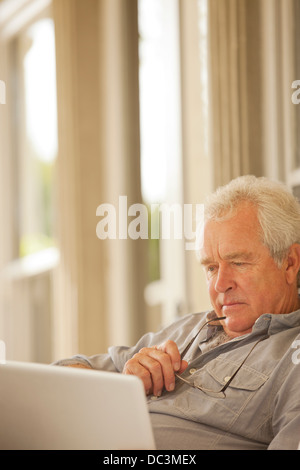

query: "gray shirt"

left=55, top=310, right=300, bottom=450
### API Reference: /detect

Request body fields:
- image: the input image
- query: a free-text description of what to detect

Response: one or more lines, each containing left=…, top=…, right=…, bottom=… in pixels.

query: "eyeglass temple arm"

left=180, top=316, right=227, bottom=360
left=221, top=333, right=270, bottom=392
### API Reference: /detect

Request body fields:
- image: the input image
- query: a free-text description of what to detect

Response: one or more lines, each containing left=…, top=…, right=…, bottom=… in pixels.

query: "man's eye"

left=207, top=265, right=217, bottom=273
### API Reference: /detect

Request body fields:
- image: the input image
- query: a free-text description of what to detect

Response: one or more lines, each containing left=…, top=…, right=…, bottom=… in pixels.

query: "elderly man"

left=56, top=175, right=300, bottom=450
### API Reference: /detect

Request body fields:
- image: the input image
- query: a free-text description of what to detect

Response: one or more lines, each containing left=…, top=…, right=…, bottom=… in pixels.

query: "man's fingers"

left=123, top=341, right=188, bottom=396
left=157, top=340, right=182, bottom=371
left=123, top=355, right=154, bottom=395
left=178, top=360, right=188, bottom=375
left=139, top=347, right=176, bottom=394
left=123, top=350, right=168, bottom=396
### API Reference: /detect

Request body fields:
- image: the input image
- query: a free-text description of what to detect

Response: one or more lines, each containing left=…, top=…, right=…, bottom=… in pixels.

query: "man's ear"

left=285, top=244, right=300, bottom=285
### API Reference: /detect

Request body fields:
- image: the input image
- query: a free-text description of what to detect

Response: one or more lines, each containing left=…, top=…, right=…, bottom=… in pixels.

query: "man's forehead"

left=199, top=250, right=257, bottom=265
left=198, top=208, right=264, bottom=264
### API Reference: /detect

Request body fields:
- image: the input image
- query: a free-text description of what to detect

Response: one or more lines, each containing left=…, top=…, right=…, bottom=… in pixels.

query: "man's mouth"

left=222, top=302, right=246, bottom=311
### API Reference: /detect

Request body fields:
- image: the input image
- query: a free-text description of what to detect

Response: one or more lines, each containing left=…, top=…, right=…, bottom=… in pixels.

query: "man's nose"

left=214, top=265, right=236, bottom=293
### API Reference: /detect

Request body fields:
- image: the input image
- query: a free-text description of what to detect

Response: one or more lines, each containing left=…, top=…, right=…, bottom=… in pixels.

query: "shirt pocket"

left=175, top=357, right=269, bottom=429
left=202, top=357, right=269, bottom=392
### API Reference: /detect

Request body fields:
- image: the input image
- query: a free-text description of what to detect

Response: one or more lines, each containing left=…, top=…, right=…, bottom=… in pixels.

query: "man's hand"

left=122, top=340, right=188, bottom=396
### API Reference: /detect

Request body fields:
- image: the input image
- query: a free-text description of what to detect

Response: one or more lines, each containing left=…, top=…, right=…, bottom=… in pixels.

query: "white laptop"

left=0, top=360, right=156, bottom=450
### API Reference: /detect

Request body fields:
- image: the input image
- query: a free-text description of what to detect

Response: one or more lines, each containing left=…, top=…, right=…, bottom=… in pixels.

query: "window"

left=0, top=1, right=58, bottom=363
left=13, top=17, right=57, bottom=258
left=138, top=0, right=210, bottom=325
left=138, top=0, right=186, bottom=325
left=293, top=0, right=300, bottom=169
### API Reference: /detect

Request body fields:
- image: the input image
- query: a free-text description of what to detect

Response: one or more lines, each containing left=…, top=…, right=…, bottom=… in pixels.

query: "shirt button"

left=189, top=368, right=197, bottom=375
left=151, top=395, right=158, bottom=400
left=224, top=376, right=231, bottom=383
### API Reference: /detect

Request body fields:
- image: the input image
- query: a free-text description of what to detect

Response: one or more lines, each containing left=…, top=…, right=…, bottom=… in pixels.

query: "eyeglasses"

left=175, top=316, right=269, bottom=398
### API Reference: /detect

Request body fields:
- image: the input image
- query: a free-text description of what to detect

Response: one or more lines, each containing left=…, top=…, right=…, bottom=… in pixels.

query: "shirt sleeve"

left=268, top=360, right=300, bottom=450
left=52, top=312, right=206, bottom=372
left=52, top=354, right=118, bottom=371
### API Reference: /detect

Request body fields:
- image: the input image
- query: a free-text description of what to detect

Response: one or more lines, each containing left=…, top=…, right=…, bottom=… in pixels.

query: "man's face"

left=199, top=203, right=297, bottom=338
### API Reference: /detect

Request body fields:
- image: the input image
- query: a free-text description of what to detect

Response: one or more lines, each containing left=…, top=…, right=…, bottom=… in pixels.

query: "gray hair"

left=203, top=175, right=300, bottom=266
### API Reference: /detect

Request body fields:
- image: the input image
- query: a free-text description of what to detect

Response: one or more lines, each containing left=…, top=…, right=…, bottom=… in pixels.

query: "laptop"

left=0, top=360, right=156, bottom=450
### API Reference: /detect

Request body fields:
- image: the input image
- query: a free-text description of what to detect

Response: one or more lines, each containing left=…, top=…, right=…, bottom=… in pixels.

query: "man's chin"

left=220, top=307, right=254, bottom=337
left=222, top=317, right=253, bottom=338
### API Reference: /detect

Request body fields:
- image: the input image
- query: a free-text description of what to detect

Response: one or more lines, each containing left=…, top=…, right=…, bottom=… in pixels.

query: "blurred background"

left=0, top=0, right=299, bottom=363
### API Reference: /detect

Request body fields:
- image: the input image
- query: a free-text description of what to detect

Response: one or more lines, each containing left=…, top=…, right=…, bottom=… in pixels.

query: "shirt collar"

left=198, top=310, right=225, bottom=344
left=199, top=308, right=300, bottom=344
left=252, top=308, right=300, bottom=335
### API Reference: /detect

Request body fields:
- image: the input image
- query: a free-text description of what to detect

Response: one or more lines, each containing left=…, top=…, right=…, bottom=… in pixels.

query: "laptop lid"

left=0, top=361, right=156, bottom=450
